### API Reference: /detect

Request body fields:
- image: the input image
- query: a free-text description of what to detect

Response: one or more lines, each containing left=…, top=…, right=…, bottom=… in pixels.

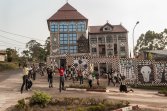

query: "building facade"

left=0, top=50, right=6, bottom=62
left=47, top=3, right=128, bottom=73
left=89, top=23, right=128, bottom=73
left=47, top=3, right=88, bottom=67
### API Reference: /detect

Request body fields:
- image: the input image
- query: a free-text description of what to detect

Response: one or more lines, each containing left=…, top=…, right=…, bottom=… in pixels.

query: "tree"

left=135, top=30, right=166, bottom=54
left=44, top=37, right=50, bottom=56
left=6, top=48, right=19, bottom=62
left=26, top=40, right=45, bottom=62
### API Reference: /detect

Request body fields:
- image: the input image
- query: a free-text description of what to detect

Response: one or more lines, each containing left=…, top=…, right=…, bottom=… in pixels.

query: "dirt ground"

left=0, top=69, right=167, bottom=111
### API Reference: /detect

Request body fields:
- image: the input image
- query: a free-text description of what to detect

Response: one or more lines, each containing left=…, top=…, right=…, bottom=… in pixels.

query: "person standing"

left=56, top=66, right=65, bottom=92
left=47, top=67, right=53, bottom=88
left=88, top=73, right=93, bottom=88
left=32, top=64, right=36, bottom=80
left=78, top=69, right=83, bottom=85
left=95, top=70, right=100, bottom=86
left=108, top=69, right=115, bottom=86
left=21, top=64, right=29, bottom=94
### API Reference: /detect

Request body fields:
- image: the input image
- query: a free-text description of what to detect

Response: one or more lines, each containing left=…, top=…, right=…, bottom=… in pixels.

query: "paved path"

left=0, top=69, right=167, bottom=111
left=0, top=70, right=30, bottom=111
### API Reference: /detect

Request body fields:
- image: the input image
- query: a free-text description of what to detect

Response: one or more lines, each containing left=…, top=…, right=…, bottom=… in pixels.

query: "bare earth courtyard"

left=0, top=69, right=167, bottom=111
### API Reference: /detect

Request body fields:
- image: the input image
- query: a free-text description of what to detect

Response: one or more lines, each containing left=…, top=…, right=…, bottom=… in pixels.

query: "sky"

left=0, top=0, right=167, bottom=55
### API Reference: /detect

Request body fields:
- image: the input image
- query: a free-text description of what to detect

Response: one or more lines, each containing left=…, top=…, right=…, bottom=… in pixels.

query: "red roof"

left=89, top=23, right=128, bottom=34
left=48, top=3, right=88, bottom=21
left=0, top=50, right=6, bottom=55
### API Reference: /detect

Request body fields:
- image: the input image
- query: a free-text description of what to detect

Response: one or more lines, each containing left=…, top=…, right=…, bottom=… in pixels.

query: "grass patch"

left=0, top=62, right=18, bottom=71
left=130, top=84, right=167, bottom=90
left=65, top=84, right=106, bottom=90
left=158, top=89, right=167, bottom=96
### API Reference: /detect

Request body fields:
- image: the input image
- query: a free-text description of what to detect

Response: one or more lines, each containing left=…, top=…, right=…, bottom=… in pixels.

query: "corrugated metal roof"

left=146, top=50, right=167, bottom=55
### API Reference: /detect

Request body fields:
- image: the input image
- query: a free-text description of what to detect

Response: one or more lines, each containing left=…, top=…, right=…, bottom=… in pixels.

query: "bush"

left=87, top=104, right=105, bottom=111
left=30, top=91, right=51, bottom=107
left=15, top=99, right=26, bottom=110
left=0, top=62, right=18, bottom=71
left=158, top=89, right=167, bottom=96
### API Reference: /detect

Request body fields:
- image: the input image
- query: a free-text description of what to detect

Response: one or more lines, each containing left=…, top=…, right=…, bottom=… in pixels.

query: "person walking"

left=56, top=66, right=65, bottom=92
left=21, top=64, right=29, bottom=94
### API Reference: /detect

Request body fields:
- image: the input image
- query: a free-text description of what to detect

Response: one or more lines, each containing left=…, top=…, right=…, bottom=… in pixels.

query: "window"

left=107, top=49, right=113, bottom=56
left=69, top=46, right=77, bottom=54
left=69, top=33, right=77, bottom=44
left=90, top=37, right=97, bottom=43
left=69, top=22, right=76, bottom=32
left=118, top=35, right=126, bottom=42
left=51, top=34, right=56, bottom=47
left=106, top=36, right=113, bottom=43
left=59, top=34, right=68, bottom=45
left=98, top=37, right=105, bottom=43
left=92, top=48, right=97, bottom=53
left=60, top=22, right=68, bottom=32
left=50, top=22, right=58, bottom=32
left=103, top=26, right=111, bottom=31
left=120, top=47, right=126, bottom=52
left=78, top=22, right=85, bottom=32
left=60, top=46, right=68, bottom=54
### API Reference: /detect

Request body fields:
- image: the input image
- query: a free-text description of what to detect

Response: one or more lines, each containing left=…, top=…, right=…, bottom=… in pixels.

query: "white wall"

left=0, top=55, right=5, bottom=61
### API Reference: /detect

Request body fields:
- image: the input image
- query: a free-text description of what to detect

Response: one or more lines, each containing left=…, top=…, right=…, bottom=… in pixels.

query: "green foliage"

left=30, top=91, right=51, bottom=107
left=26, top=40, right=46, bottom=62
left=135, top=29, right=167, bottom=54
left=15, top=99, right=26, bottom=109
left=66, top=84, right=106, bottom=90
left=158, top=89, right=167, bottom=96
left=130, top=84, right=167, bottom=90
left=12, top=95, right=130, bottom=111
left=6, top=48, right=19, bottom=62
left=87, top=104, right=105, bottom=111
left=44, top=37, right=50, bottom=56
left=0, top=62, right=18, bottom=71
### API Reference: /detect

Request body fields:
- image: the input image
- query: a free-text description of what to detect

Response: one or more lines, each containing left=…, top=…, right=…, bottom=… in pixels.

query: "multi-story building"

left=89, top=22, right=128, bottom=73
left=47, top=3, right=88, bottom=67
left=47, top=2, right=128, bottom=73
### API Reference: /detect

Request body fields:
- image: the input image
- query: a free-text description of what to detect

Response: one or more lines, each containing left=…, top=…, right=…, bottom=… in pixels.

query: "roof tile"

left=48, top=3, right=88, bottom=21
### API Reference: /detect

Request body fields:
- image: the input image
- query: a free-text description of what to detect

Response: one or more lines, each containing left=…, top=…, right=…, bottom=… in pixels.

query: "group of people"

left=107, top=69, right=134, bottom=93
left=20, top=63, right=45, bottom=93
left=20, top=63, right=133, bottom=94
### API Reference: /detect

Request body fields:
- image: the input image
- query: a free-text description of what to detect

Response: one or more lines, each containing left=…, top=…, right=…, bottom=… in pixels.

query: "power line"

left=0, top=35, right=26, bottom=44
left=0, top=44, right=24, bottom=49
left=0, top=29, right=45, bottom=42
left=0, top=41, right=24, bottom=47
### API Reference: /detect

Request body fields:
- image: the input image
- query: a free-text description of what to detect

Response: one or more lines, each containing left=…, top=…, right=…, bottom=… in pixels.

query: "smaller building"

left=88, top=22, right=128, bottom=73
left=143, top=50, right=167, bottom=61
left=0, top=50, right=6, bottom=62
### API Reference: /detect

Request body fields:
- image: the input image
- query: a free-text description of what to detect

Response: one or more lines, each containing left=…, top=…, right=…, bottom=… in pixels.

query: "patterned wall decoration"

left=66, top=54, right=91, bottom=74
left=52, top=54, right=167, bottom=86
left=136, top=60, right=155, bottom=85
left=155, top=62, right=167, bottom=85
left=119, top=58, right=136, bottom=84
